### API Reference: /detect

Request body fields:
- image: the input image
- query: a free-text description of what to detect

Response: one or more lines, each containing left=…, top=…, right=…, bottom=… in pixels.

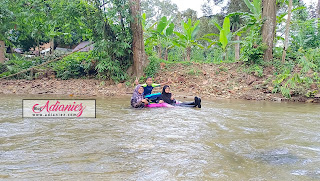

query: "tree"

left=261, top=0, right=277, bottom=61
left=197, top=16, right=221, bottom=46
left=0, top=0, right=14, bottom=63
left=204, top=16, right=235, bottom=61
left=318, top=0, right=320, bottom=31
left=290, top=3, right=319, bottom=51
left=130, top=0, right=148, bottom=77
left=0, top=41, right=5, bottom=63
left=201, top=0, right=225, bottom=16
left=173, top=18, right=202, bottom=61
left=226, top=0, right=250, bottom=60
left=201, top=3, right=213, bottom=17
left=281, top=0, right=293, bottom=63
left=149, top=16, right=174, bottom=59
left=141, top=0, right=178, bottom=24
left=180, top=9, right=198, bottom=22
left=233, top=18, right=241, bottom=60
left=318, top=0, right=320, bottom=19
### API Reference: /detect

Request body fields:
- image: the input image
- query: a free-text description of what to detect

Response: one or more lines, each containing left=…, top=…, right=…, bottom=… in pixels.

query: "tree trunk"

left=317, top=0, right=320, bottom=32
left=165, top=47, right=168, bottom=60
left=37, top=39, right=40, bottom=56
left=0, top=40, right=5, bottom=63
left=158, top=45, right=162, bottom=59
left=129, top=0, right=148, bottom=77
left=224, top=50, right=228, bottom=61
left=50, top=38, right=54, bottom=54
left=318, top=0, right=320, bottom=19
left=235, top=35, right=240, bottom=61
left=281, top=0, right=292, bottom=63
left=262, top=0, right=277, bottom=61
left=186, top=46, right=191, bottom=61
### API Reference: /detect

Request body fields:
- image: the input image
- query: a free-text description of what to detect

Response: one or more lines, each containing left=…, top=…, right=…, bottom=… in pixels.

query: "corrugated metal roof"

left=72, top=41, right=94, bottom=52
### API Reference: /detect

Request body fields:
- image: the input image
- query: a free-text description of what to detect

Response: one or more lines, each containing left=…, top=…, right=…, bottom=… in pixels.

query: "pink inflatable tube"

left=145, top=103, right=175, bottom=108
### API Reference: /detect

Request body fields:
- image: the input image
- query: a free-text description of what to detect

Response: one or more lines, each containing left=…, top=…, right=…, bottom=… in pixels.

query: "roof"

left=72, top=41, right=94, bottom=52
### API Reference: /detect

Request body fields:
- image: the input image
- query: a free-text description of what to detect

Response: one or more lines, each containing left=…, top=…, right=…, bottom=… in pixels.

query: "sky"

left=170, top=0, right=318, bottom=17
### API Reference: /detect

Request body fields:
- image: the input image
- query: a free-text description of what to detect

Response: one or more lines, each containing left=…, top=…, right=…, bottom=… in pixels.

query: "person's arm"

left=142, top=99, right=149, bottom=105
left=131, top=98, right=143, bottom=108
left=151, top=83, right=161, bottom=88
left=159, top=78, right=171, bottom=86
left=134, top=77, right=139, bottom=85
left=171, top=94, right=174, bottom=100
left=158, top=94, right=164, bottom=103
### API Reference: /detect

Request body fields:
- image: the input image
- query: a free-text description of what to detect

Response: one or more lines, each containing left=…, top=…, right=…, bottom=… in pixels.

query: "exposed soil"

left=0, top=62, right=319, bottom=103
left=154, top=62, right=320, bottom=103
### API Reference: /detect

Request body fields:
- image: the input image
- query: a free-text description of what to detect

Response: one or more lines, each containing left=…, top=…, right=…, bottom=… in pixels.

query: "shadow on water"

left=246, top=148, right=303, bottom=165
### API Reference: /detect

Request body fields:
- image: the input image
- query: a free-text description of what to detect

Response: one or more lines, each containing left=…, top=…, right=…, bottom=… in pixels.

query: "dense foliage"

left=0, top=0, right=132, bottom=82
left=1, top=0, right=319, bottom=98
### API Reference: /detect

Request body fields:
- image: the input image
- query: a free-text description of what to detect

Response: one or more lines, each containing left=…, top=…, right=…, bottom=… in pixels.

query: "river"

left=1, top=95, right=320, bottom=180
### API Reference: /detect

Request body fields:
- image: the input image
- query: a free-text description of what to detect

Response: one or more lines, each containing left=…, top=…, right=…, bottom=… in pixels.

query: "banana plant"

left=225, top=0, right=262, bottom=37
left=141, top=13, right=157, bottom=36
left=201, top=16, right=238, bottom=60
left=200, top=0, right=261, bottom=61
left=172, top=18, right=203, bottom=61
left=155, top=16, right=174, bottom=59
left=145, top=16, right=174, bottom=59
left=243, top=0, right=261, bottom=20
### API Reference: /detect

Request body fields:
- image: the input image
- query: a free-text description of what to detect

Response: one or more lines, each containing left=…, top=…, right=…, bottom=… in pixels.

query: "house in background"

left=55, top=47, right=72, bottom=52
left=72, top=41, right=94, bottom=52
left=29, top=42, right=51, bottom=56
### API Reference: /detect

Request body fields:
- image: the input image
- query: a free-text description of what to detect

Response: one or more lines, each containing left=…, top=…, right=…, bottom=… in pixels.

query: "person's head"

left=162, top=85, right=170, bottom=94
left=146, top=77, right=153, bottom=86
left=134, top=85, right=144, bottom=95
left=138, top=86, right=144, bottom=94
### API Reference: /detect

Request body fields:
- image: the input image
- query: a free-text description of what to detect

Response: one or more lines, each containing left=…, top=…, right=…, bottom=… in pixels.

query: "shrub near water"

left=0, top=56, right=35, bottom=79
left=50, top=52, right=92, bottom=80
left=144, top=56, right=161, bottom=78
left=271, top=48, right=320, bottom=98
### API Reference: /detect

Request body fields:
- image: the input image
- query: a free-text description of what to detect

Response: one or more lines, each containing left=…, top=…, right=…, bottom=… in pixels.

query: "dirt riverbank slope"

left=0, top=62, right=319, bottom=103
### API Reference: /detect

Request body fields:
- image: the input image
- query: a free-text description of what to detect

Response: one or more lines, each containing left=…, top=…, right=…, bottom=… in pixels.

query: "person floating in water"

left=159, top=85, right=201, bottom=108
left=135, top=77, right=170, bottom=96
left=131, top=85, right=149, bottom=108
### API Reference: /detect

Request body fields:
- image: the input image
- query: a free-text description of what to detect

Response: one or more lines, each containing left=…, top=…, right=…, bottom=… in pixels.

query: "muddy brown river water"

left=1, top=95, right=320, bottom=180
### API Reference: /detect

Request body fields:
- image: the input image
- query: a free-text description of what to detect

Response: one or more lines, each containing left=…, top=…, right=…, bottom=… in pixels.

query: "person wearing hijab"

left=159, top=85, right=176, bottom=104
left=159, top=85, right=201, bottom=108
left=131, top=85, right=149, bottom=108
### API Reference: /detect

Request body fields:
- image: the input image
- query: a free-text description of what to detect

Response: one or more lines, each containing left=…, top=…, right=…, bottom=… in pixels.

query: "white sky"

left=170, top=0, right=318, bottom=17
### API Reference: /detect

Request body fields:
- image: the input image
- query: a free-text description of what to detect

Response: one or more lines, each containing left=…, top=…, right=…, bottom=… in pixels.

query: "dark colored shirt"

left=160, top=93, right=176, bottom=105
left=141, top=83, right=160, bottom=96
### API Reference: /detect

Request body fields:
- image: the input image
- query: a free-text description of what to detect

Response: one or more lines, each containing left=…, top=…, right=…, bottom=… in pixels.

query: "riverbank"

left=0, top=62, right=319, bottom=103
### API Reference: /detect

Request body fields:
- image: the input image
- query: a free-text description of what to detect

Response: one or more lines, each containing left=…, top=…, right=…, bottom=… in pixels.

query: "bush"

left=50, top=52, right=91, bottom=80
left=167, top=47, right=184, bottom=61
left=0, top=63, right=8, bottom=74
left=271, top=48, right=320, bottom=98
left=0, top=55, right=34, bottom=78
left=91, top=40, right=131, bottom=82
left=242, top=43, right=266, bottom=65
left=144, top=56, right=161, bottom=78
left=241, top=26, right=267, bottom=65
left=191, top=48, right=205, bottom=61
